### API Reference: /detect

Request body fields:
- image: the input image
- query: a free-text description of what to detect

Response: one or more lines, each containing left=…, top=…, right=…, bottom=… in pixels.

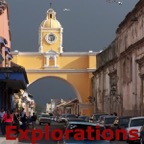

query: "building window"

left=49, top=56, right=55, bottom=66
left=123, top=61, right=126, bottom=84
left=109, top=71, right=119, bottom=113
left=44, top=55, right=58, bottom=67
left=122, top=56, right=132, bottom=84
left=125, top=34, right=128, bottom=49
left=44, top=50, right=58, bottom=68
left=126, top=56, right=132, bottom=83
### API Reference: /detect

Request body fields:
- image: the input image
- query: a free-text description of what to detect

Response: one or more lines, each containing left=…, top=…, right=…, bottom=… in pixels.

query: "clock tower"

left=39, top=8, right=63, bottom=53
left=12, top=3, right=97, bottom=116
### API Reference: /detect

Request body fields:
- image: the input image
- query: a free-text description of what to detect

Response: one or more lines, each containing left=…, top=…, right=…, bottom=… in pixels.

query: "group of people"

left=0, top=107, right=37, bottom=136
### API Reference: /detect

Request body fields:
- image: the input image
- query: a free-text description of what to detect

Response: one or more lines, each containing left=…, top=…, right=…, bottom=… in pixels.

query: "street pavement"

left=0, top=135, right=18, bottom=144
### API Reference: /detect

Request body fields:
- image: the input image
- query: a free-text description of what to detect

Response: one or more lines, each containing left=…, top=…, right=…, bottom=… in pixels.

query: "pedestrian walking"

left=2, top=109, right=13, bottom=135
left=0, top=108, right=5, bottom=118
left=21, top=114, right=28, bottom=131
left=113, top=116, right=119, bottom=126
left=20, top=108, right=25, bottom=119
left=31, top=113, right=37, bottom=129
left=140, top=126, right=144, bottom=144
left=0, top=108, right=5, bottom=135
left=13, top=109, right=20, bottom=136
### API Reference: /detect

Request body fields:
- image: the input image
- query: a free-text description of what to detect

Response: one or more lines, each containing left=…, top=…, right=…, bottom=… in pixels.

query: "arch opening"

left=27, top=76, right=82, bottom=114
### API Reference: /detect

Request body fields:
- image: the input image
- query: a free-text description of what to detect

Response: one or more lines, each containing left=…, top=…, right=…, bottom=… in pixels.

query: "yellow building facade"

left=11, top=8, right=97, bottom=115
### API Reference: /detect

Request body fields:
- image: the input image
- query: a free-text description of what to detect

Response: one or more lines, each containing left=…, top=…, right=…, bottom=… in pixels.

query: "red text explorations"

left=6, top=125, right=139, bottom=144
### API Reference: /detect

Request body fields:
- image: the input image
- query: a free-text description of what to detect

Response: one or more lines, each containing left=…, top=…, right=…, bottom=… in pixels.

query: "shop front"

left=0, top=67, right=29, bottom=110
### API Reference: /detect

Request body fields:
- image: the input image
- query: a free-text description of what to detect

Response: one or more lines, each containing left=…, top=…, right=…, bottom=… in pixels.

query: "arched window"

left=50, top=14, right=52, bottom=19
left=44, top=50, right=59, bottom=68
left=49, top=56, right=55, bottom=66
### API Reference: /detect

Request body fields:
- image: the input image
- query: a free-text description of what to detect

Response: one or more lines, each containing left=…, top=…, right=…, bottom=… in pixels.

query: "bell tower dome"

left=39, top=7, right=63, bottom=53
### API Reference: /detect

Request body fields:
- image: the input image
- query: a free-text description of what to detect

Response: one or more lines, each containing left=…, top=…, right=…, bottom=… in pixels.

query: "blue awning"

left=0, top=79, right=27, bottom=90
left=0, top=73, right=27, bottom=89
left=0, top=67, right=29, bottom=90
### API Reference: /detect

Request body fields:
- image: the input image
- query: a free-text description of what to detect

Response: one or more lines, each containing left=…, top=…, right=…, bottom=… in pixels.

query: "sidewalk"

left=0, top=134, right=18, bottom=144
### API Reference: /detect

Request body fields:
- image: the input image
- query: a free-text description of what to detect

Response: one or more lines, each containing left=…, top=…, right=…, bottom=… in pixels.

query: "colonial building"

left=51, top=99, right=62, bottom=111
left=0, top=0, right=29, bottom=110
left=46, top=103, right=52, bottom=113
left=56, top=98, right=79, bottom=115
left=92, top=0, right=144, bottom=116
left=63, top=98, right=79, bottom=115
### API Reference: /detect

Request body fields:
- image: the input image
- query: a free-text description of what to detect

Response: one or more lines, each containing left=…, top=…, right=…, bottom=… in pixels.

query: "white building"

left=51, top=99, right=63, bottom=111
left=46, top=103, right=52, bottom=113
left=21, top=91, right=35, bottom=116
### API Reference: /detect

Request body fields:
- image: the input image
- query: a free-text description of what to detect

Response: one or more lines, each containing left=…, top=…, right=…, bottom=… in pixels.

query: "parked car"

left=99, top=115, right=116, bottom=128
left=91, top=114, right=109, bottom=123
left=37, top=115, right=41, bottom=121
left=50, top=116, right=57, bottom=121
left=64, top=118, right=86, bottom=128
left=49, top=113, right=53, bottom=116
left=97, top=115, right=110, bottom=124
left=78, top=116, right=90, bottom=122
left=38, top=114, right=51, bottom=125
left=140, top=124, right=144, bottom=144
left=66, top=118, right=86, bottom=122
left=111, top=116, right=132, bottom=140
left=58, top=114, right=77, bottom=123
left=61, top=121, right=110, bottom=144
left=126, top=116, right=144, bottom=144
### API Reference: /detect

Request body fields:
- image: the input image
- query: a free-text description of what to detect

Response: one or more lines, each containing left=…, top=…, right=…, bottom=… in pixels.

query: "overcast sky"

left=6, top=0, right=139, bottom=109
left=7, top=0, right=138, bottom=52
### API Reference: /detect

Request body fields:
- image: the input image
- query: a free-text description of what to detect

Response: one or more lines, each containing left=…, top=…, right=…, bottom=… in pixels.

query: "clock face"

left=45, top=33, right=56, bottom=44
left=48, top=34, right=55, bottom=42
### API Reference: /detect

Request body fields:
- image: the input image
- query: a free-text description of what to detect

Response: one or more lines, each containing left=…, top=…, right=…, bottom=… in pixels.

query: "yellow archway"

left=11, top=8, right=97, bottom=115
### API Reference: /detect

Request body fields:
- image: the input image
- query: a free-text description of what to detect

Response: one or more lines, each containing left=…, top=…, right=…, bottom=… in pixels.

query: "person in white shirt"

left=0, top=108, right=5, bottom=119
left=21, top=108, right=25, bottom=118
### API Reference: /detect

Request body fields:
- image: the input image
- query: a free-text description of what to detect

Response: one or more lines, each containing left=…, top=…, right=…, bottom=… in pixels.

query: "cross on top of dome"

left=50, top=2, right=52, bottom=8
left=46, top=3, right=56, bottom=20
